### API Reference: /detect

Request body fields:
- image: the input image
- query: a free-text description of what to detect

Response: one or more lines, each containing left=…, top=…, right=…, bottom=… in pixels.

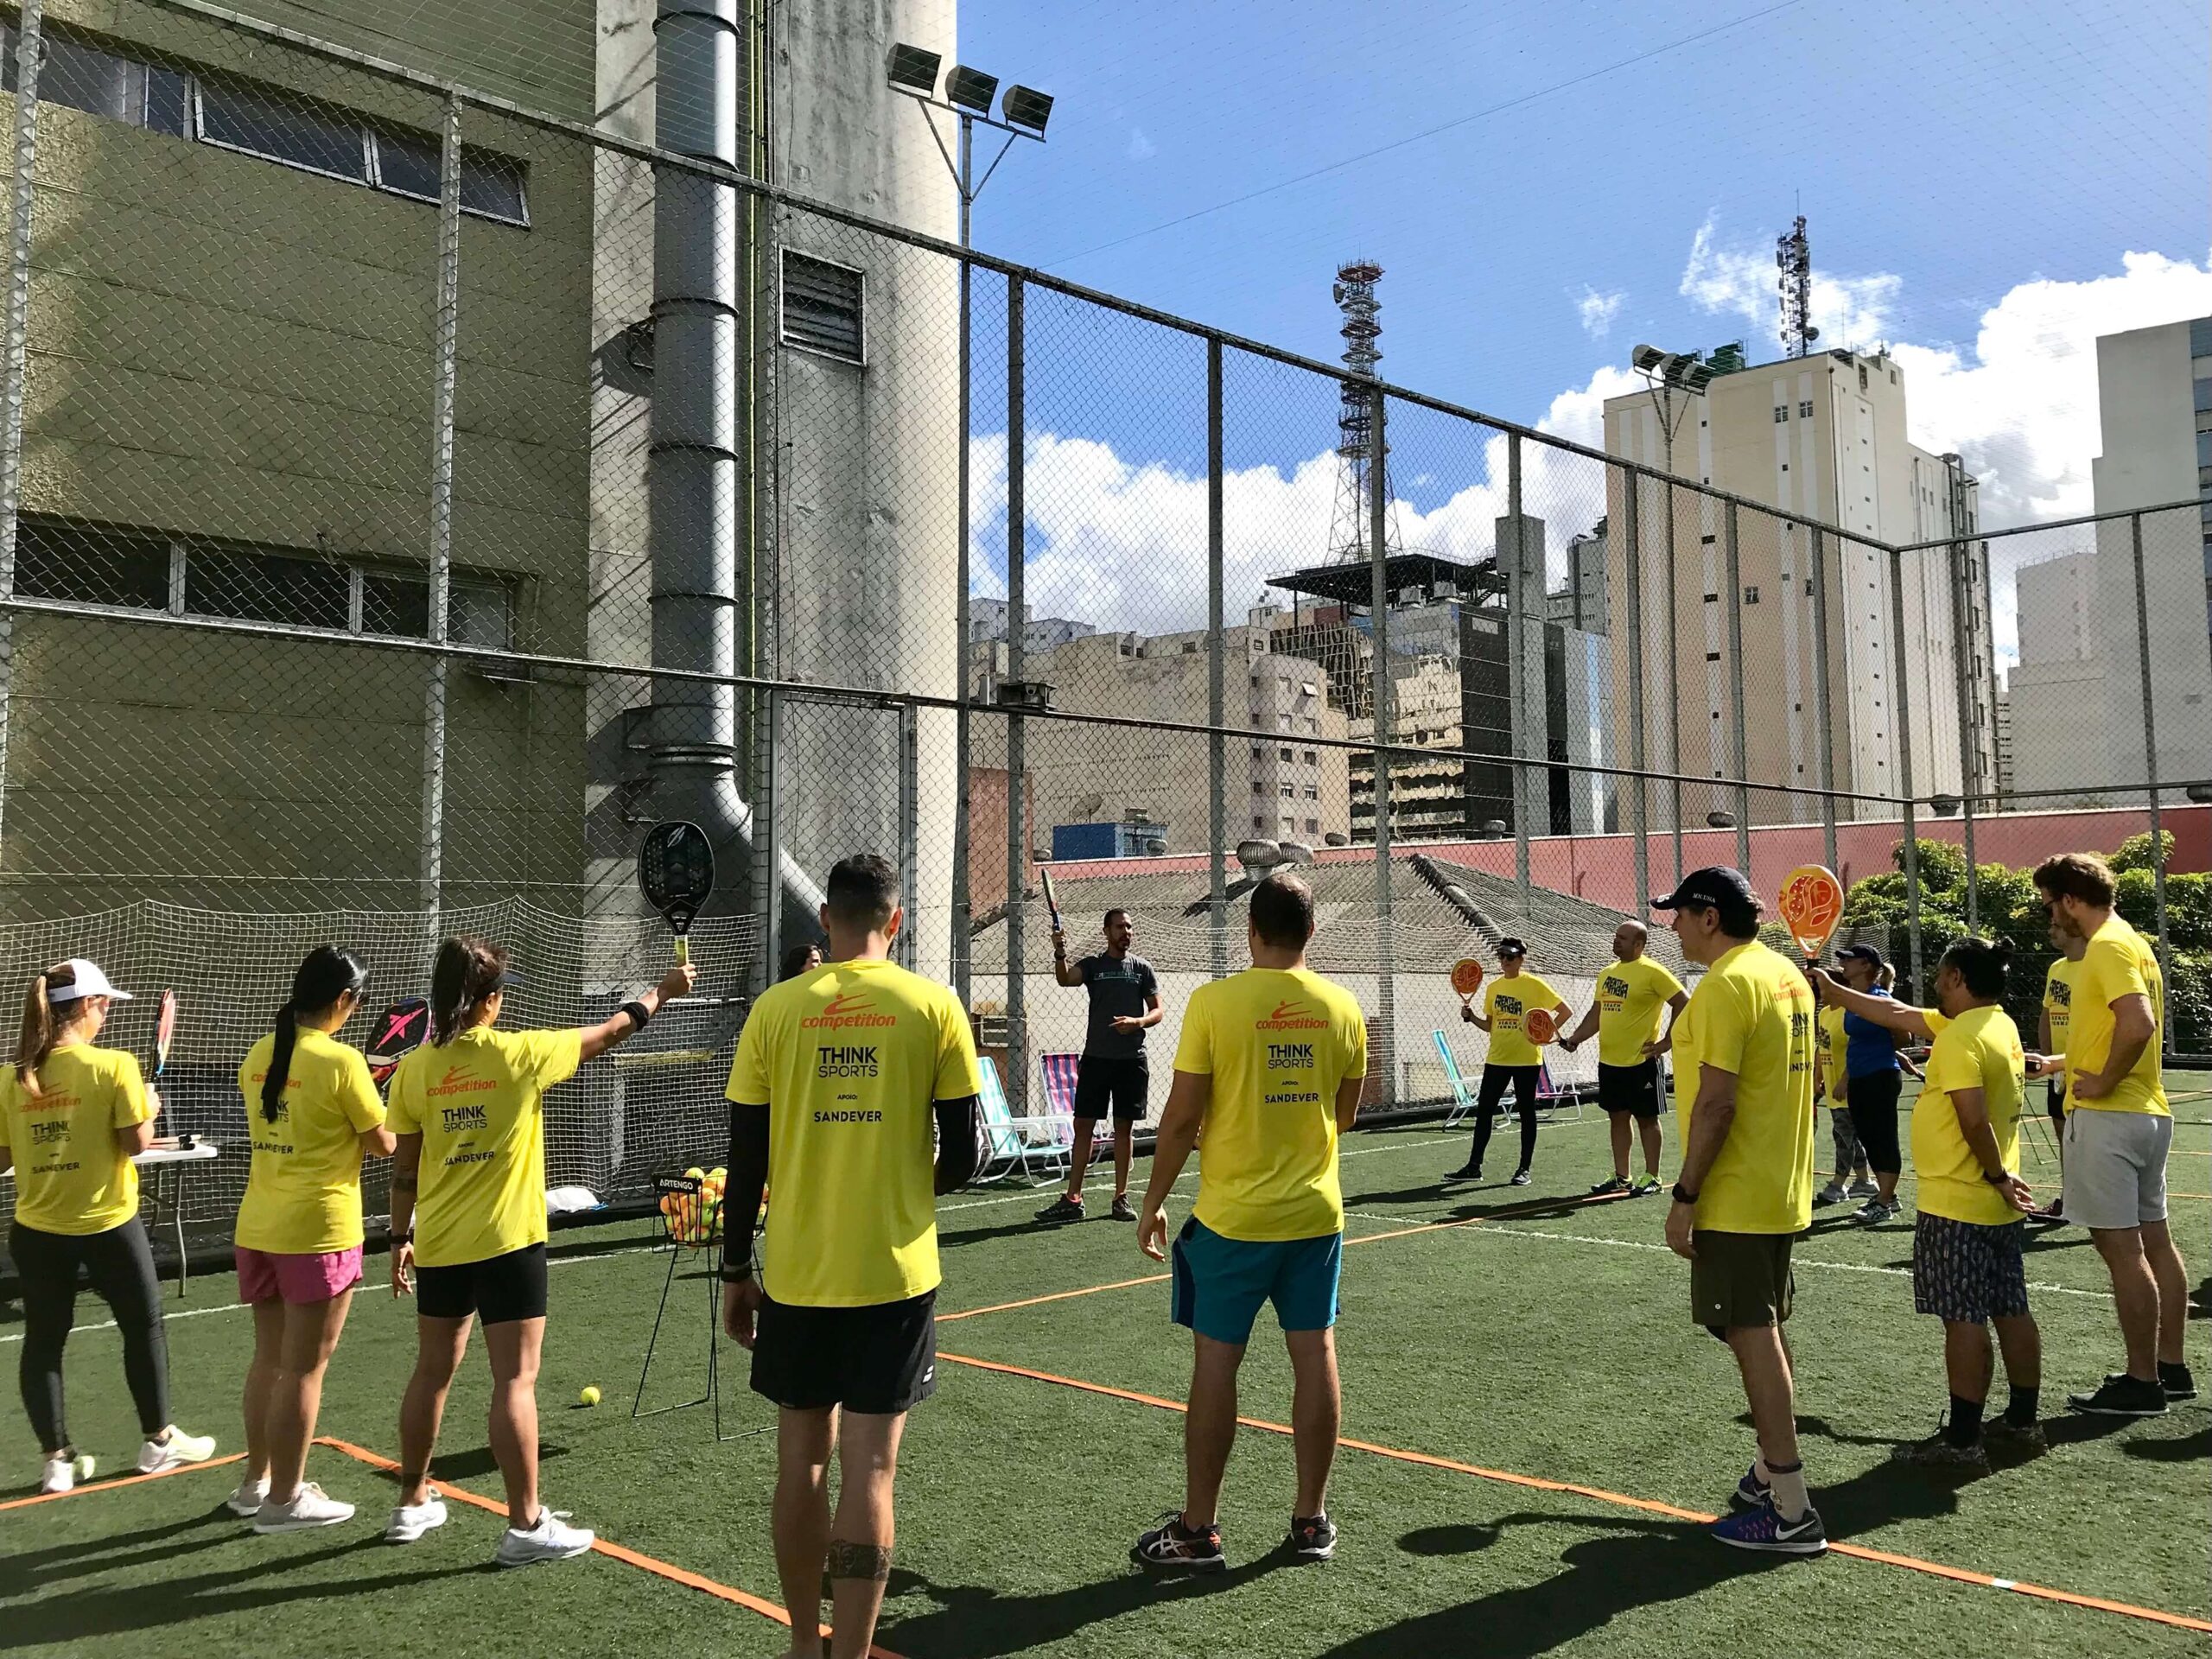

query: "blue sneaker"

left=1712, top=1497, right=1827, bottom=1555
left=1729, top=1463, right=1770, bottom=1510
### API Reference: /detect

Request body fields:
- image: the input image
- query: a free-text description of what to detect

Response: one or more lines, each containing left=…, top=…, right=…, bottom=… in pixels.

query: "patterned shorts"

left=1911, top=1212, right=2028, bottom=1324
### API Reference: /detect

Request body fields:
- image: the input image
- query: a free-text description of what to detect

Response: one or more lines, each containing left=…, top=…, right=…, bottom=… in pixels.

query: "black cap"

left=1495, top=937, right=1527, bottom=959
left=1835, top=943, right=1886, bottom=969
left=493, top=963, right=527, bottom=992
left=1649, top=867, right=1756, bottom=915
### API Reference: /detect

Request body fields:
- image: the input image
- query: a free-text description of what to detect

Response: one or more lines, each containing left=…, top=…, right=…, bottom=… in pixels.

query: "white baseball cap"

left=46, top=959, right=131, bottom=1004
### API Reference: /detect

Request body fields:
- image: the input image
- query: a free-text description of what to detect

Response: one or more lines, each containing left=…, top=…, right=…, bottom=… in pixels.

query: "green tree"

left=2110, top=830, right=2174, bottom=874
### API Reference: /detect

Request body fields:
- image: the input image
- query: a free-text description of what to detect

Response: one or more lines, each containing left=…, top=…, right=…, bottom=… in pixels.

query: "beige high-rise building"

left=1602, top=346, right=1997, bottom=828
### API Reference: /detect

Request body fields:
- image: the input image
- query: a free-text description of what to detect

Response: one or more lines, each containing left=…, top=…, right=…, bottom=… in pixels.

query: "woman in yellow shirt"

left=229, top=946, right=395, bottom=1532
left=1, top=959, right=216, bottom=1493
left=383, top=934, right=691, bottom=1568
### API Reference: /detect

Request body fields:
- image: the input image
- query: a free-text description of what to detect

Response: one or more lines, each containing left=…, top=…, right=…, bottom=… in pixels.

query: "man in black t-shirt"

left=1036, top=908, right=1161, bottom=1224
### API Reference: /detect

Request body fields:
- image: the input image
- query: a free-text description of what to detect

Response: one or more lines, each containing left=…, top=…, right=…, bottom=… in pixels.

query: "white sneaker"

left=226, top=1477, right=270, bottom=1517
left=137, top=1426, right=217, bottom=1474
left=39, top=1455, right=73, bottom=1495
left=494, top=1508, right=595, bottom=1568
left=1847, top=1177, right=1880, bottom=1198
left=385, top=1491, right=448, bottom=1544
left=1812, top=1181, right=1849, bottom=1207
left=254, top=1481, right=354, bottom=1533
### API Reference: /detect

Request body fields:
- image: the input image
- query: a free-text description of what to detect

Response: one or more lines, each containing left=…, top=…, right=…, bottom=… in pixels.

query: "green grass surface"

left=4, top=1085, right=2208, bottom=1657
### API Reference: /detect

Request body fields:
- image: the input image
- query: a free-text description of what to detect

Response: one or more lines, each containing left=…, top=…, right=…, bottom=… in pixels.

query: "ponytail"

left=1940, top=936, right=2012, bottom=1000
left=13, top=963, right=67, bottom=1097
left=429, top=935, right=506, bottom=1046
left=263, top=944, right=368, bottom=1123
left=1877, top=963, right=1897, bottom=991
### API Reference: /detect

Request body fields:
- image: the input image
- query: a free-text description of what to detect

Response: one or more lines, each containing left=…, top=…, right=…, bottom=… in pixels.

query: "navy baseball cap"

left=1496, top=937, right=1528, bottom=959
left=1835, top=943, right=1886, bottom=969
left=1645, top=871, right=1760, bottom=938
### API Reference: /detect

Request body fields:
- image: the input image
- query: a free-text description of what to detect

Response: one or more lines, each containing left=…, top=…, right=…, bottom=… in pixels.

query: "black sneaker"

left=1588, top=1176, right=1630, bottom=1197
left=1110, top=1194, right=1138, bottom=1223
left=1889, top=1424, right=1989, bottom=1471
left=1509, top=1169, right=1533, bottom=1187
left=1034, top=1193, right=1085, bottom=1225
left=1134, top=1510, right=1225, bottom=1573
left=1984, top=1417, right=2049, bottom=1455
left=1630, top=1176, right=1664, bottom=1198
left=1287, top=1513, right=1337, bottom=1560
left=2159, top=1362, right=2197, bottom=1402
left=2028, top=1200, right=2067, bottom=1227
left=2067, top=1374, right=2168, bottom=1417
left=1445, top=1164, right=1482, bottom=1183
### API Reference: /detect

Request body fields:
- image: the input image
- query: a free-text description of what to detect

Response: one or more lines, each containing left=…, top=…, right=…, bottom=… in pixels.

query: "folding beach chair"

left=1433, top=1030, right=1481, bottom=1128
left=972, top=1054, right=1069, bottom=1185
left=1535, top=1060, right=1584, bottom=1123
left=1038, top=1052, right=1084, bottom=1161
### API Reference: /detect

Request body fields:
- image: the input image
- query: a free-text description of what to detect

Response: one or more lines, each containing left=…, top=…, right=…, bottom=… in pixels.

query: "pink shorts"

left=235, top=1244, right=364, bottom=1306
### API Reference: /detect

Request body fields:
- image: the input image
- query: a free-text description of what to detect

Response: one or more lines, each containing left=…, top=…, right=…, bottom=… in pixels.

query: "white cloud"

left=1126, top=128, right=1156, bottom=162
left=1573, top=285, right=1625, bottom=340
left=1680, top=213, right=1901, bottom=353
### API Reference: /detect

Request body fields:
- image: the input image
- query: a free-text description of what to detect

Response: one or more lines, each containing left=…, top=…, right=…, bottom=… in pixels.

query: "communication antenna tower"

left=1777, top=214, right=1817, bottom=359
left=1326, top=260, right=1402, bottom=563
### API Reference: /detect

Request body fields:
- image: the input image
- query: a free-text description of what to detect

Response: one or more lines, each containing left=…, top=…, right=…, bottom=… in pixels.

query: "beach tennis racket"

left=1039, top=866, right=1064, bottom=935
left=639, top=820, right=715, bottom=965
left=1778, top=865, right=1846, bottom=963
left=1449, top=958, right=1484, bottom=1004
left=149, top=988, right=177, bottom=1081
left=366, top=996, right=430, bottom=1088
left=1525, top=1007, right=1558, bottom=1046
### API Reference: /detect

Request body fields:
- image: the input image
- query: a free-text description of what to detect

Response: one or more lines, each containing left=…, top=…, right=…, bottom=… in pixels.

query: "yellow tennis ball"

left=580, top=1385, right=601, bottom=1407
left=73, top=1454, right=96, bottom=1481
left=683, top=1166, right=704, bottom=1182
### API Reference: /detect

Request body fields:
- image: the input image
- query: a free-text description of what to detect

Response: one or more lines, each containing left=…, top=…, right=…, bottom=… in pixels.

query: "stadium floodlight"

left=1001, top=84, right=1053, bottom=133
left=2186, top=781, right=2212, bottom=804
left=1929, top=793, right=1961, bottom=817
left=1706, top=810, right=1736, bottom=829
left=944, top=64, right=999, bottom=114
left=885, top=42, right=941, bottom=97
left=1630, top=343, right=1666, bottom=373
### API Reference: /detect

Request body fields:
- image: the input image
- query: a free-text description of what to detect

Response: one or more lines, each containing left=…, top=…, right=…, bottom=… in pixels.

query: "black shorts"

left=415, top=1242, right=548, bottom=1325
left=2046, top=1078, right=2066, bottom=1126
left=750, top=1288, right=938, bottom=1415
left=1073, top=1054, right=1149, bottom=1123
left=1598, top=1060, right=1664, bottom=1119
left=1691, top=1230, right=1796, bottom=1337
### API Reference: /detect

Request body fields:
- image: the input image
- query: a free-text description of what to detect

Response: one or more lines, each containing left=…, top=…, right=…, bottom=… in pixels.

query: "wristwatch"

left=1670, top=1182, right=1697, bottom=1205
left=1981, top=1169, right=2012, bottom=1186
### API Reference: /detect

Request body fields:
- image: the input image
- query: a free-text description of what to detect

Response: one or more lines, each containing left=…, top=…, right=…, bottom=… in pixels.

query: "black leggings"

left=12, top=1216, right=170, bottom=1452
left=1846, top=1069, right=1904, bottom=1178
left=1468, top=1065, right=1541, bottom=1173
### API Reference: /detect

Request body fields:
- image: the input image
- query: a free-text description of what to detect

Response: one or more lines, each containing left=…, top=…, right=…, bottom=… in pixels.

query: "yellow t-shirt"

left=727, top=957, right=981, bottom=1308
left=1483, top=972, right=1563, bottom=1068
left=2065, top=916, right=2166, bottom=1116
left=1594, top=956, right=1685, bottom=1067
left=2042, top=957, right=2080, bottom=1060
left=1914, top=1002, right=2025, bottom=1227
left=1, top=1046, right=154, bottom=1236
left=1672, top=940, right=1816, bottom=1235
left=386, top=1026, right=582, bottom=1268
left=235, top=1027, right=387, bottom=1255
left=1816, top=1005, right=1848, bottom=1096
left=1178, top=967, right=1367, bottom=1242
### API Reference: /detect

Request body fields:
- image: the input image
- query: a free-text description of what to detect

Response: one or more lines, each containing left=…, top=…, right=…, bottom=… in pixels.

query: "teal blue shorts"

left=1170, top=1217, right=1342, bottom=1344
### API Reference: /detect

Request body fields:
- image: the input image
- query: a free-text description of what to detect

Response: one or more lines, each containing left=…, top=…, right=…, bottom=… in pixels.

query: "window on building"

left=16, top=518, right=172, bottom=610
left=1799, top=399, right=1814, bottom=417
left=1253, top=816, right=1264, bottom=830
left=198, top=79, right=371, bottom=183
left=1303, top=749, right=1317, bottom=764
left=1280, top=746, right=1294, bottom=761
left=1306, top=818, right=1319, bottom=833
left=1303, top=785, right=1318, bottom=799
left=1744, top=586, right=1760, bottom=604
left=372, top=131, right=531, bottom=224
left=781, top=251, right=865, bottom=363
left=1250, top=745, right=1262, bottom=760
left=1250, top=780, right=1262, bottom=795
left=1280, top=784, right=1294, bottom=798
left=189, top=544, right=352, bottom=628
left=1773, top=405, right=1788, bottom=423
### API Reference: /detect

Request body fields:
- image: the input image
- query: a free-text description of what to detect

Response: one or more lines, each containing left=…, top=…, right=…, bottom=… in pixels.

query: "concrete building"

left=968, top=611, right=1353, bottom=854
left=2089, top=316, right=2212, bottom=792
left=2006, top=550, right=2110, bottom=808
left=1993, top=684, right=2012, bottom=803
left=1603, top=346, right=1998, bottom=828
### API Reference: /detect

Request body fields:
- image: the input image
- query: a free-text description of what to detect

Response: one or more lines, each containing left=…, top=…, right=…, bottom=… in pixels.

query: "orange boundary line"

left=0, top=1450, right=245, bottom=1511
left=939, top=1188, right=1627, bottom=1325
left=313, top=1438, right=904, bottom=1659
left=936, top=1352, right=2212, bottom=1636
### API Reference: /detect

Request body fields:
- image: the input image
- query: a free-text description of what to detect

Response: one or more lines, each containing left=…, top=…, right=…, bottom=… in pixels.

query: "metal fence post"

left=418, top=89, right=461, bottom=916
left=1207, top=339, right=1228, bottom=980
left=1887, top=544, right=1923, bottom=994
left=2129, top=512, right=2171, bottom=1054
left=1723, top=503, right=1750, bottom=874
left=950, top=251, right=973, bottom=1004
left=760, top=685, right=784, bottom=992
left=1003, top=274, right=1027, bottom=1111
left=1507, top=432, right=1531, bottom=908
left=1623, top=467, right=1649, bottom=914
left=1370, top=385, right=1395, bottom=1110
left=1663, top=479, right=1682, bottom=887
left=1810, top=525, right=1838, bottom=876
left=898, top=698, right=919, bottom=970
left=0, top=0, right=47, bottom=868
left=1944, top=536, right=1980, bottom=931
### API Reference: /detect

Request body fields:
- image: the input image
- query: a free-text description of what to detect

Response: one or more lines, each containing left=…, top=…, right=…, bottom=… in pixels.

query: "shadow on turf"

left=1343, top=1180, right=1633, bottom=1226
left=0, top=1532, right=480, bottom=1643
left=2122, top=1421, right=2212, bottom=1461
left=876, top=1550, right=1295, bottom=1656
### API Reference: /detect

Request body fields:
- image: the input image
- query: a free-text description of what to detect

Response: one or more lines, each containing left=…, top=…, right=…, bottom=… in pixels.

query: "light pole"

left=887, top=44, right=1052, bottom=1005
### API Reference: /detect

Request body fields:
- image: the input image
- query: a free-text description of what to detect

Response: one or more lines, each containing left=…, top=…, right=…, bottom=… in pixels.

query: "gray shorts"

left=2063, top=1109, right=2172, bottom=1230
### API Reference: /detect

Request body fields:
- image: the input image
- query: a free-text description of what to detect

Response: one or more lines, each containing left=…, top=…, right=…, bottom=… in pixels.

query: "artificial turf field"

left=4, top=1082, right=2208, bottom=1658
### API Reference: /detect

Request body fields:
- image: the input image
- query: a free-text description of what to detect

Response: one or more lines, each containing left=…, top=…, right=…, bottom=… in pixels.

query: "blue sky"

left=945, top=0, right=2210, bottom=654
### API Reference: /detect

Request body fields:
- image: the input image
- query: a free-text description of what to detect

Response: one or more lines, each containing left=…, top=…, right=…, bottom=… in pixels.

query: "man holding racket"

left=1559, top=921, right=1686, bottom=1197
left=1036, top=908, right=1161, bottom=1224
left=1447, top=938, right=1571, bottom=1187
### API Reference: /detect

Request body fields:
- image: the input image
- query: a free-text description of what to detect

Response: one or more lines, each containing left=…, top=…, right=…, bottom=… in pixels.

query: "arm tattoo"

left=825, top=1538, right=892, bottom=1582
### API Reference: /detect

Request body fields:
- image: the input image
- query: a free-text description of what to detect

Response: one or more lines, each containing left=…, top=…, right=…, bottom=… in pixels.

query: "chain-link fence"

left=0, top=2, right=2202, bottom=1235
